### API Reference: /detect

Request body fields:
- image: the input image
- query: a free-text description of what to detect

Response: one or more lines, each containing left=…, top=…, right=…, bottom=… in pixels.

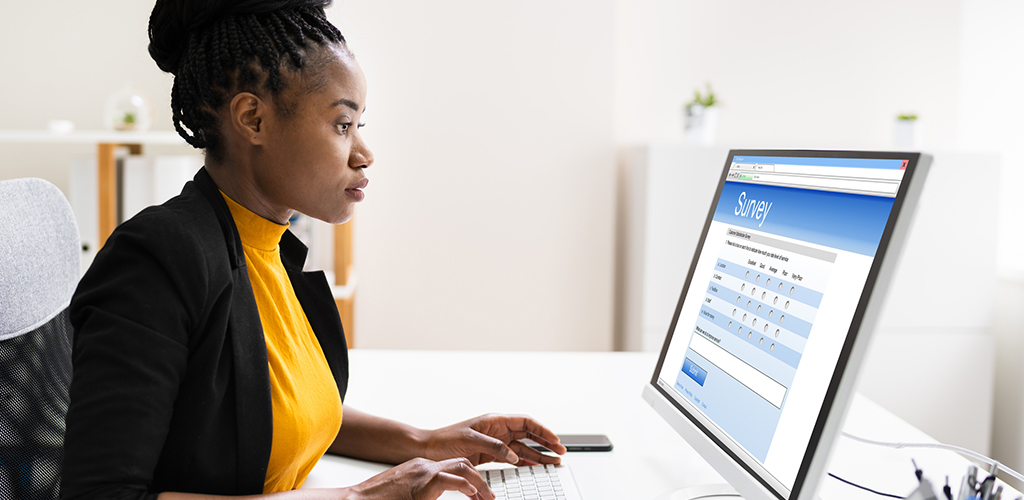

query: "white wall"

left=328, top=1, right=616, bottom=350
left=956, top=0, right=1024, bottom=473
left=6, top=0, right=1024, bottom=462
left=610, top=0, right=1024, bottom=469
left=958, top=0, right=1024, bottom=277
left=0, top=1, right=618, bottom=352
left=614, top=0, right=962, bottom=149
left=0, top=1, right=970, bottom=353
left=0, top=0, right=198, bottom=194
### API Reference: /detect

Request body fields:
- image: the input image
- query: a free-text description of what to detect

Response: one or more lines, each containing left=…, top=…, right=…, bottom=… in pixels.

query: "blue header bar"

left=713, top=181, right=895, bottom=256
left=733, top=156, right=906, bottom=170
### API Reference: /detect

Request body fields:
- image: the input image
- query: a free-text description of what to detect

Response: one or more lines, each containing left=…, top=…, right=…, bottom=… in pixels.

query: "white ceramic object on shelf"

left=47, top=120, right=75, bottom=135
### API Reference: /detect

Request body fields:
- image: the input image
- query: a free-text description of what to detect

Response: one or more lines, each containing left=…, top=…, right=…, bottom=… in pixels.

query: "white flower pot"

left=684, top=105, right=719, bottom=145
left=893, top=120, right=917, bottom=149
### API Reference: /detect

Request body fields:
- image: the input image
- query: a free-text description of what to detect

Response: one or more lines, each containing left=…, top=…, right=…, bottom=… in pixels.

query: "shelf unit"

left=0, top=130, right=356, bottom=346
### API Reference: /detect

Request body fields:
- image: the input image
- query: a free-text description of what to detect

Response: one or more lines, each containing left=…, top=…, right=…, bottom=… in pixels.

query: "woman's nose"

left=351, top=136, right=374, bottom=169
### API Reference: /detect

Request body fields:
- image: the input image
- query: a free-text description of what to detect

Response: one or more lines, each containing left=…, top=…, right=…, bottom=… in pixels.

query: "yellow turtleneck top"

left=221, top=193, right=343, bottom=493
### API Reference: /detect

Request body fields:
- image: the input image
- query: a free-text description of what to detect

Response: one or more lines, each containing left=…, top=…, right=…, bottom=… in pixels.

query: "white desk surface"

left=305, top=350, right=1014, bottom=500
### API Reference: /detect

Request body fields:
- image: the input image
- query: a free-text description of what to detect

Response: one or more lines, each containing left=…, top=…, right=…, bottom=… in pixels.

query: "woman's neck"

left=205, top=160, right=294, bottom=225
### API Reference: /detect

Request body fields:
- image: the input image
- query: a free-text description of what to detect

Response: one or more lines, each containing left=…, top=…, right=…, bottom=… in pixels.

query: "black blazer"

left=61, top=168, right=349, bottom=500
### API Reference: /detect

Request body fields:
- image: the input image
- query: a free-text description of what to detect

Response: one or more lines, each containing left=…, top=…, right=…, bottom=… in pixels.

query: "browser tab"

left=725, top=156, right=905, bottom=197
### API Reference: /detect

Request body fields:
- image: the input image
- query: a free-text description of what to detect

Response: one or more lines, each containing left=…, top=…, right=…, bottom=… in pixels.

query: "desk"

left=306, top=350, right=1015, bottom=500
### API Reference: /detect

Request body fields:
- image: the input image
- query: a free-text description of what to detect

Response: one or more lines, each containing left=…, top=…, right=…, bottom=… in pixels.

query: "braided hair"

left=148, top=0, right=346, bottom=161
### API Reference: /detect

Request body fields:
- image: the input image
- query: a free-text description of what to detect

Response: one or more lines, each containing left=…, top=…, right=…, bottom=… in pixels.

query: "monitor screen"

left=646, top=150, right=929, bottom=500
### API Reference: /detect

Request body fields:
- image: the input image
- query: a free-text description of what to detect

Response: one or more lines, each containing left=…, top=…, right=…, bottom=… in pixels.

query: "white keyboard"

left=483, top=465, right=570, bottom=500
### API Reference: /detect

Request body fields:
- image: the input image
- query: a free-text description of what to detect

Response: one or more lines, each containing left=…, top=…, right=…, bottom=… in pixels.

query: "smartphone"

left=525, top=434, right=613, bottom=452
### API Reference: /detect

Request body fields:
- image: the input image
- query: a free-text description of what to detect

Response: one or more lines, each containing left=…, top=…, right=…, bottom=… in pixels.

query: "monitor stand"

left=655, top=484, right=742, bottom=500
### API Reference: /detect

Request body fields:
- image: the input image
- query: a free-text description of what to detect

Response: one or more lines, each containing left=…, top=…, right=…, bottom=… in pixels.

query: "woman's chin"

left=323, top=209, right=354, bottom=225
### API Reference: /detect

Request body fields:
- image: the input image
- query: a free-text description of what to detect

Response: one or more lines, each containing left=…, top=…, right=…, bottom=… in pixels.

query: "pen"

left=981, top=463, right=999, bottom=500
left=961, top=465, right=978, bottom=500
left=979, top=475, right=994, bottom=500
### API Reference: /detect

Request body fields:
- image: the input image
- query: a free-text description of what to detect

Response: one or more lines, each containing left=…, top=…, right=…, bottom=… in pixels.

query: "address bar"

left=728, top=171, right=900, bottom=195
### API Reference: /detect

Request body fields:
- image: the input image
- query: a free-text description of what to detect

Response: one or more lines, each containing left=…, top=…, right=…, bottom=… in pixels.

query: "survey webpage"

left=656, top=155, right=908, bottom=489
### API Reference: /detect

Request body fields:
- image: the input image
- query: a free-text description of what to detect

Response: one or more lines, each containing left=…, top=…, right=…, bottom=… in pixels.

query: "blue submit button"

left=682, top=358, right=708, bottom=386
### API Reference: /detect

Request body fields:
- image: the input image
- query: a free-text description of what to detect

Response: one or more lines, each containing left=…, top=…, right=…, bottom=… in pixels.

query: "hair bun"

left=148, top=0, right=334, bottom=74
left=223, top=0, right=334, bottom=16
left=148, top=0, right=227, bottom=74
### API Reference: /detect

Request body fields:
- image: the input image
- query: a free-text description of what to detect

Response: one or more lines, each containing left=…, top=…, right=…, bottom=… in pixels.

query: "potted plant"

left=104, top=83, right=152, bottom=132
left=893, top=113, right=918, bottom=149
left=684, top=83, right=719, bottom=145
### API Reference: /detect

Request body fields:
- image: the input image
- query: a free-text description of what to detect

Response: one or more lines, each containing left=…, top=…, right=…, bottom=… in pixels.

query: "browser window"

left=655, top=154, right=909, bottom=490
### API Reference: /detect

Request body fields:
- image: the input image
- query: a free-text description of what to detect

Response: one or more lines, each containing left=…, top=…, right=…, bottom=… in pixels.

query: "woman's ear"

left=229, top=92, right=266, bottom=146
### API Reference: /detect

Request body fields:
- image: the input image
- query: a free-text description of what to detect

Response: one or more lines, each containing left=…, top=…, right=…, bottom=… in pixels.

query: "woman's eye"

left=336, top=123, right=351, bottom=134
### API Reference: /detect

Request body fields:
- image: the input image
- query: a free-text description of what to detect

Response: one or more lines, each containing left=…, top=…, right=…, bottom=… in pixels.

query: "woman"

left=60, top=1, right=566, bottom=498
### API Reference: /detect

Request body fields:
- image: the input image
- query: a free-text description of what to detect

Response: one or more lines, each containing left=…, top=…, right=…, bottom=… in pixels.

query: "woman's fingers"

left=356, top=457, right=495, bottom=500
left=429, top=458, right=493, bottom=500
left=509, top=439, right=562, bottom=466
left=491, top=414, right=567, bottom=455
left=473, top=431, right=520, bottom=464
left=428, top=472, right=478, bottom=499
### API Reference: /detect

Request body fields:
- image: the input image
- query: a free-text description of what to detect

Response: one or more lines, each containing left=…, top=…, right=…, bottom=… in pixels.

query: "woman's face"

left=252, top=45, right=373, bottom=225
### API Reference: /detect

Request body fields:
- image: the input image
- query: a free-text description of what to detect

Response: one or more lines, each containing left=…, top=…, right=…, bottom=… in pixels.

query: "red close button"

left=900, top=160, right=909, bottom=170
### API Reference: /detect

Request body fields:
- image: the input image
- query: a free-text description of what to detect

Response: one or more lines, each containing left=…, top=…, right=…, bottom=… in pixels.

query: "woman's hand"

left=346, top=457, right=493, bottom=500
left=420, top=414, right=568, bottom=467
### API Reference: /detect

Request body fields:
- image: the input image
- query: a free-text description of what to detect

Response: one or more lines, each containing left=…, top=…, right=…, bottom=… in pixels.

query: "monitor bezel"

left=645, top=149, right=931, bottom=500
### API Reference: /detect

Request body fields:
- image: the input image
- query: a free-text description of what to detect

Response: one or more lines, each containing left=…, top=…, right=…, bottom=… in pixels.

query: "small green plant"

left=688, top=83, right=718, bottom=109
left=897, top=113, right=918, bottom=121
left=122, top=112, right=136, bottom=125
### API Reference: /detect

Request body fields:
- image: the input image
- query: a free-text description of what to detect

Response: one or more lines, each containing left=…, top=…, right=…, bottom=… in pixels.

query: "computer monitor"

left=642, top=150, right=931, bottom=500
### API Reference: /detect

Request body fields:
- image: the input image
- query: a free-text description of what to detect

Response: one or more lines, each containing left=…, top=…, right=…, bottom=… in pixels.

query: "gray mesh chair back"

left=0, top=178, right=80, bottom=500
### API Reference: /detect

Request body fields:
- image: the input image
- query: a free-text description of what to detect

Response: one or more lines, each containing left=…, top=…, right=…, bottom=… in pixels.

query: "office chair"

left=0, top=178, right=80, bottom=500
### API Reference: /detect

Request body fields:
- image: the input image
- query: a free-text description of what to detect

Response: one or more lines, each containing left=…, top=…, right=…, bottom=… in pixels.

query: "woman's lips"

left=346, top=188, right=365, bottom=201
left=345, top=178, right=368, bottom=201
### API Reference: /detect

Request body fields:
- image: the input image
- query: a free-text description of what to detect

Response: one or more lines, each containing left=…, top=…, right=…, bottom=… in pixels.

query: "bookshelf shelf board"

left=0, top=130, right=185, bottom=145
